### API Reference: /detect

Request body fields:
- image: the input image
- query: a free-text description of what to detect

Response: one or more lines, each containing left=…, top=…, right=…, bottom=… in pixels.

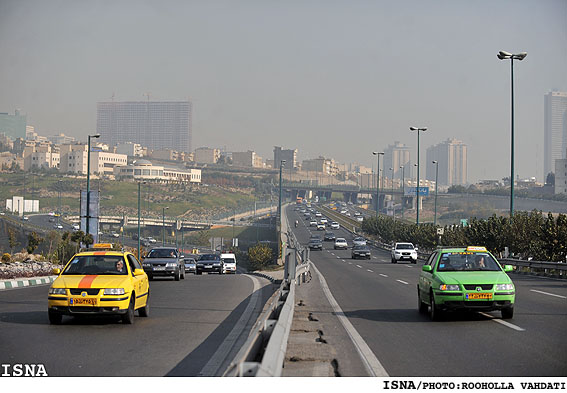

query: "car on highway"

left=317, top=223, right=325, bottom=230
left=315, top=212, right=322, bottom=217
left=391, top=242, right=418, bottom=264
left=353, top=237, right=367, bottom=247
left=340, top=209, right=347, bottom=214
left=147, top=237, right=157, bottom=244
left=47, top=243, right=150, bottom=325
left=196, top=253, right=224, bottom=274
left=356, top=216, right=364, bottom=222
left=310, top=219, right=318, bottom=226
left=221, top=253, right=237, bottom=274
left=110, top=231, right=120, bottom=238
left=53, top=224, right=63, bottom=229
left=417, top=246, right=516, bottom=320
left=334, top=238, right=348, bottom=250
left=323, top=231, right=336, bottom=241
left=320, top=217, right=328, bottom=224
left=142, top=247, right=185, bottom=281
left=308, top=237, right=323, bottom=250
left=72, top=224, right=80, bottom=231
left=352, top=245, right=371, bottom=259
left=184, top=256, right=197, bottom=274
left=330, top=222, right=340, bottom=229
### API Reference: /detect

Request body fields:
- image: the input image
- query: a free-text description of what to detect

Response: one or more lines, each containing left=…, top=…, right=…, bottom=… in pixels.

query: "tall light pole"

left=372, top=152, right=384, bottom=218
left=410, top=127, right=427, bottom=225
left=400, top=165, right=405, bottom=219
left=278, top=160, right=286, bottom=260
left=162, top=206, right=169, bottom=246
left=432, top=160, right=439, bottom=226
left=498, top=50, right=527, bottom=218
left=390, top=167, right=394, bottom=219
left=57, top=180, right=62, bottom=226
left=137, top=181, right=146, bottom=259
left=86, top=133, right=100, bottom=240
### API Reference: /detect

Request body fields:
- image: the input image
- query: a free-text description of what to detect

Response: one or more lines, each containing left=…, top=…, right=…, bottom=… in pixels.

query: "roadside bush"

left=1, top=253, right=10, bottom=263
left=248, top=243, right=273, bottom=270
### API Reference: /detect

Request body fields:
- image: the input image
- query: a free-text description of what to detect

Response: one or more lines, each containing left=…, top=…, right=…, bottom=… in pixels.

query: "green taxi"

left=417, top=246, right=515, bottom=320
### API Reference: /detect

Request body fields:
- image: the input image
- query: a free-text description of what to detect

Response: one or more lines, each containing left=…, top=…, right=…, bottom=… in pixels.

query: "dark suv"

left=196, top=254, right=224, bottom=275
left=142, top=247, right=185, bottom=281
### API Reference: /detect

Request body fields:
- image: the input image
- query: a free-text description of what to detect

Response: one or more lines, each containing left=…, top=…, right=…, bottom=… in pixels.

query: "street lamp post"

left=137, top=181, right=146, bottom=260
left=162, top=206, right=169, bottom=246
left=372, top=152, right=384, bottom=218
left=497, top=50, right=527, bottom=218
left=86, top=133, right=100, bottom=241
left=410, top=127, right=427, bottom=225
left=278, top=160, right=286, bottom=259
left=390, top=167, right=394, bottom=219
left=432, top=160, right=439, bottom=226
left=400, top=166, right=405, bottom=219
left=57, top=180, right=62, bottom=226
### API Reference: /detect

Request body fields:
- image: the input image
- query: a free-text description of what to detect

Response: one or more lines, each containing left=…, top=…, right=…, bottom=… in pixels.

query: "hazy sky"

left=1, top=0, right=566, bottom=182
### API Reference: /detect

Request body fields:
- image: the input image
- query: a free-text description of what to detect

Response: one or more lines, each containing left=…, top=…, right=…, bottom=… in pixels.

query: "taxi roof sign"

left=93, top=243, right=113, bottom=249
left=466, top=246, right=487, bottom=252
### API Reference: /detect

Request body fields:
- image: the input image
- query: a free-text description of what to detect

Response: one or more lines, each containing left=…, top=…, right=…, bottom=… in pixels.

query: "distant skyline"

left=1, top=0, right=566, bottom=183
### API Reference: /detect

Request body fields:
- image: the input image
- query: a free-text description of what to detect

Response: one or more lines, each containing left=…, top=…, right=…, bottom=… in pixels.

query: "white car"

left=391, top=242, right=418, bottom=264
left=320, top=218, right=328, bottom=224
left=221, top=253, right=237, bottom=274
left=354, top=212, right=361, bottom=216
left=340, top=210, right=347, bottom=214
left=315, top=212, right=322, bottom=217
left=334, top=238, right=348, bottom=249
left=317, top=223, right=325, bottom=231
left=330, top=222, right=340, bottom=229
left=356, top=216, right=364, bottom=222
left=147, top=237, right=157, bottom=244
left=353, top=237, right=367, bottom=247
left=310, top=220, right=318, bottom=226
left=72, top=224, right=80, bottom=231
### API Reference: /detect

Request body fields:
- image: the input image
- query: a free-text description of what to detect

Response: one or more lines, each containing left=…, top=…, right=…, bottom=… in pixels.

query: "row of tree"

left=361, top=211, right=567, bottom=262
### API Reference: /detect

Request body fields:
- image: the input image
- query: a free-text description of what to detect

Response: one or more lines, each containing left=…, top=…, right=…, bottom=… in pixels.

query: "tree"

left=26, top=231, right=44, bottom=254
left=7, top=228, right=18, bottom=254
left=248, top=243, right=273, bottom=270
left=545, top=172, right=555, bottom=186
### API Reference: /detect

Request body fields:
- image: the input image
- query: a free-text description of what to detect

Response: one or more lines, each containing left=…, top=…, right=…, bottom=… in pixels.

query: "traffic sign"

left=404, top=187, right=430, bottom=197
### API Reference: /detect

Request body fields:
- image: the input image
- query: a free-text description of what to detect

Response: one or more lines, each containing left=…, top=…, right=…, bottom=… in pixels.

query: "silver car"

left=184, top=257, right=197, bottom=273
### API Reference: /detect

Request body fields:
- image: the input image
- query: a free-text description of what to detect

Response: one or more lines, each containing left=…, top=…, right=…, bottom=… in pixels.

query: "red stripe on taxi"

left=93, top=251, right=107, bottom=255
left=78, top=275, right=97, bottom=288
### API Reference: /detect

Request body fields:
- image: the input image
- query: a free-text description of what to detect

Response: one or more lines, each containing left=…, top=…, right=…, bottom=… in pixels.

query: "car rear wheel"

left=174, top=269, right=180, bottom=281
left=48, top=310, right=62, bottom=325
left=122, top=296, right=135, bottom=324
left=501, top=306, right=514, bottom=319
left=138, top=291, right=150, bottom=317
left=429, top=293, right=441, bottom=321
left=181, top=268, right=185, bottom=279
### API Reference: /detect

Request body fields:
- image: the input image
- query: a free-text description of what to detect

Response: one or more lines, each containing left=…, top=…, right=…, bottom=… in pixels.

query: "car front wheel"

left=429, top=292, right=441, bottom=321
left=122, top=296, right=135, bottom=324
left=48, top=310, right=62, bottom=325
left=501, top=306, right=514, bottom=319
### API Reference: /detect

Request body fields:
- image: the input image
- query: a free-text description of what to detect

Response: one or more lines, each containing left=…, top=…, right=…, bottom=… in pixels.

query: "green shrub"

left=248, top=243, right=273, bottom=270
left=1, top=253, right=10, bottom=262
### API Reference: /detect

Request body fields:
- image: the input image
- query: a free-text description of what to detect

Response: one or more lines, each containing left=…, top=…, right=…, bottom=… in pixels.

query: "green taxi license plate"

left=71, top=297, right=97, bottom=306
left=466, top=293, right=492, bottom=300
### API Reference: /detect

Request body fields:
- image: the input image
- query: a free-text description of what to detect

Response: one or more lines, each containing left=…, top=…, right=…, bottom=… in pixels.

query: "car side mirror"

left=422, top=265, right=432, bottom=272
left=52, top=268, right=61, bottom=275
left=504, top=265, right=513, bottom=272
left=415, top=248, right=418, bottom=251
left=134, top=268, right=145, bottom=276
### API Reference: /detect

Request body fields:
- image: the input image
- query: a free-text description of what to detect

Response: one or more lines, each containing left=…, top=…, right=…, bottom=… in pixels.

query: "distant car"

left=308, top=238, right=323, bottom=250
left=354, top=212, right=361, bottom=216
left=320, top=218, right=328, bottom=224
left=340, top=210, right=347, bottom=214
left=315, top=212, right=322, bottom=217
left=196, top=254, right=223, bottom=275
left=147, top=237, right=157, bottom=244
left=110, top=231, right=120, bottom=238
left=353, top=237, right=367, bottom=247
left=391, top=242, right=418, bottom=264
left=142, top=247, right=185, bottom=281
left=418, top=246, right=515, bottom=320
left=356, top=216, right=364, bottom=222
left=54, top=224, right=63, bottom=229
left=72, top=224, right=80, bottom=231
left=47, top=244, right=149, bottom=325
left=330, top=222, right=340, bottom=230
left=352, top=245, right=371, bottom=259
left=317, top=223, right=325, bottom=231
left=221, top=253, right=237, bottom=274
left=346, top=212, right=351, bottom=216
left=324, top=232, right=336, bottom=241
left=21, top=216, right=29, bottom=221
left=304, top=212, right=311, bottom=216
left=184, top=257, right=196, bottom=273
left=310, top=220, right=318, bottom=226
left=334, top=238, right=348, bottom=250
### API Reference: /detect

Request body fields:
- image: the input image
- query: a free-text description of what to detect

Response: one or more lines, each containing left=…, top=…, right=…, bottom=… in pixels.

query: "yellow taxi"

left=47, top=244, right=150, bottom=325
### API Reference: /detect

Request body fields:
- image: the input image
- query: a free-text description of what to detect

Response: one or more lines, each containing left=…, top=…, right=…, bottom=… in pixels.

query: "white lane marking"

left=199, top=275, right=262, bottom=376
left=478, top=312, right=525, bottom=332
left=331, top=252, right=335, bottom=255
left=396, top=280, right=409, bottom=285
left=348, top=262, right=353, bottom=265
left=337, top=256, right=341, bottom=259
left=310, top=263, right=389, bottom=377
left=530, top=289, right=567, bottom=299
left=379, top=274, right=388, bottom=278
left=367, top=269, right=374, bottom=273
left=406, top=265, right=413, bottom=268
left=356, top=265, right=362, bottom=268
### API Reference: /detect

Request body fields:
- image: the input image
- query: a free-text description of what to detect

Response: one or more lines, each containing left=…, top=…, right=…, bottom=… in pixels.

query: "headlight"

left=49, top=288, right=66, bottom=295
left=495, top=283, right=514, bottom=291
left=166, top=262, right=177, bottom=268
left=104, top=288, right=125, bottom=295
left=439, top=284, right=460, bottom=291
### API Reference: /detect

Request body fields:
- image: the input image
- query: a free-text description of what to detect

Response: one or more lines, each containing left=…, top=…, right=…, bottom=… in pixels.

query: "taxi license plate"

left=466, top=293, right=492, bottom=300
left=71, top=297, right=97, bottom=306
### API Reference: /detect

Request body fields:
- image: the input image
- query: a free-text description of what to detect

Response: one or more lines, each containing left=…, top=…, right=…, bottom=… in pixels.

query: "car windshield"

left=222, top=258, right=236, bottom=264
left=437, top=252, right=501, bottom=272
left=62, top=255, right=128, bottom=275
left=199, top=254, right=220, bottom=261
left=336, top=238, right=346, bottom=242
left=354, top=245, right=369, bottom=250
left=396, top=244, right=414, bottom=250
left=147, top=249, right=177, bottom=258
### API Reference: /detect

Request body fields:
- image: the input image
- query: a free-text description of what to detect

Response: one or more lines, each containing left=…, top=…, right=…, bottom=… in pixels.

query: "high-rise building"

left=544, top=91, right=567, bottom=179
left=0, top=110, right=26, bottom=140
left=426, top=138, right=468, bottom=186
left=273, top=146, right=297, bottom=169
left=383, top=141, right=411, bottom=180
left=97, top=100, right=192, bottom=153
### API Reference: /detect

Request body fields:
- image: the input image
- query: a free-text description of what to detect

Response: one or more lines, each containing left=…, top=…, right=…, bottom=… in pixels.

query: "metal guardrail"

left=224, top=205, right=309, bottom=377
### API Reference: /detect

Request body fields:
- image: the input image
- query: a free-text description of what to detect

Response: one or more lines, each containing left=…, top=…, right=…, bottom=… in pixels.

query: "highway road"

left=288, top=206, right=567, bottom=376
left=0, top=272, right=275, bottom=376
